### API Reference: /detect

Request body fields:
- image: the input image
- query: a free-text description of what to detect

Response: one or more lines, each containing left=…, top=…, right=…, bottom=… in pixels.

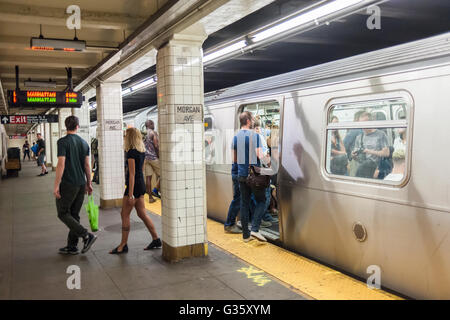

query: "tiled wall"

left=156, top=40, right=207, bottom=248
left=44, top=122, right=51, bottom=166
left=72, top=102, right=91, bottom=148
left=96, top=82, right=125, bottom=201
left=58, top=109, right=71, bottom=138
left=50, top=121, right=59, bottom=167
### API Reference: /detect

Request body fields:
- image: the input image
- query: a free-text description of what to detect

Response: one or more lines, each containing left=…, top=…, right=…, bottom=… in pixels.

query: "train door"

left=237, top=98, right=284, bottom=241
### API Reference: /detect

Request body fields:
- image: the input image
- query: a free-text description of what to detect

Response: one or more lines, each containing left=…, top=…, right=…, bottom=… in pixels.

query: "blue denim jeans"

left=239, top=177, right=266, bottom=238
left=225, top=175, right=240, bottom=227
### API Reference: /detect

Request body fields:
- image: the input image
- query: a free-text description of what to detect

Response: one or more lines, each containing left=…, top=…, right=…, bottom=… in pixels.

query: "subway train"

left=90, top=32, right=450, bottom=299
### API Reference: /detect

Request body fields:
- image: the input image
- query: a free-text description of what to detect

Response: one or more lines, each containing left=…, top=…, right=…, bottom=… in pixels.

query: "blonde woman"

left=110, top=128, right=161, bottom=254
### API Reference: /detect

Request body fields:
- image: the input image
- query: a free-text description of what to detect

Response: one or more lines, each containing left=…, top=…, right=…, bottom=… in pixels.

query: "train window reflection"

left=325, top=96, right=410, bottom=185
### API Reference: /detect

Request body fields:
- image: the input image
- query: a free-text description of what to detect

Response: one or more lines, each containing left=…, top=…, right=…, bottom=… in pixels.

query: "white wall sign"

left=175, top=104, right=203, bottom=124
left=104, top=120, right=121, bottom=131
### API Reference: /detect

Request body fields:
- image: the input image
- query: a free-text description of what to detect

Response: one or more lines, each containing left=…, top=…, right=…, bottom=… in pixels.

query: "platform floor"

left=0, top=161, right=305, bottom=300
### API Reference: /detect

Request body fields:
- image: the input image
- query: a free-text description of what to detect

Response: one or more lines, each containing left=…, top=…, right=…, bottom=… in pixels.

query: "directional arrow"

left=1, top=116, right=8, bottom=124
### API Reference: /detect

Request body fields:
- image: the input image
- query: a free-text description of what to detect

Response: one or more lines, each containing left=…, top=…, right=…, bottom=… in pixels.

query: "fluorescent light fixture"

left=30, top=37, right=86, bottom=52
left=24, top=80, right=57, bottom=88
left=131, top=77, right=156, bottom=91
left=252, top=0, right=364, bottom=43
left=203, top=40, right=247, bottom=63
left=121, top=88, right=132, bottom=96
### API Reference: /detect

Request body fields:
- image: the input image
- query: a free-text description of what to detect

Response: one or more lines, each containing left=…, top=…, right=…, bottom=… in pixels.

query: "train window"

left=325, top=96, right=411, bottom=185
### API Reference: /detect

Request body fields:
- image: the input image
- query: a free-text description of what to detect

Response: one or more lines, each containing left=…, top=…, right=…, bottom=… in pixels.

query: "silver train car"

left=91, top=32, right=450, bottom=299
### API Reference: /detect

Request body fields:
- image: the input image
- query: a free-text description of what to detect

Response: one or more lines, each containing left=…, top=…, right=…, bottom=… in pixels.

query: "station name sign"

left=175, top=104, right=203, bottom=124
left=1, top=114, right=59, bottom=124
left=7, top=90, right=82, bottom=108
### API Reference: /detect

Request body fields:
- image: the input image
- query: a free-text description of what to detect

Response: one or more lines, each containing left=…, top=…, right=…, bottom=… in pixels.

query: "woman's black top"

left=124, top=148, right=146, bottom=198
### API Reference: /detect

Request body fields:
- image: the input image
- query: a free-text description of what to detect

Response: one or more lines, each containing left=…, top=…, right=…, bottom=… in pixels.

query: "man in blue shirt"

left=232, top=111, right=270, bottom=242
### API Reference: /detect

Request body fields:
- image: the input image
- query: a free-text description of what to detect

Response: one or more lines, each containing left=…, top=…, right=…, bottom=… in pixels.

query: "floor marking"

left=143, top=195, right=402, bottom=300
left=237, top=266, right=272, bottom=287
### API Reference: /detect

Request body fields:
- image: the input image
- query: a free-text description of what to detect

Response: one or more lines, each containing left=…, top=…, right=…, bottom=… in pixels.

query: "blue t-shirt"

left=232, top=129, right=261, bottom=177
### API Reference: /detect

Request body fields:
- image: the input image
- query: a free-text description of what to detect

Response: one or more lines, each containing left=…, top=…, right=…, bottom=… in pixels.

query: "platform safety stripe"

left=143, top=194, right=402, bottom=300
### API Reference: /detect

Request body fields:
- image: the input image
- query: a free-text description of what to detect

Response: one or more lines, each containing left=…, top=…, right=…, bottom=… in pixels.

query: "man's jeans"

left=238, top=177, right=266, bottom=238
left=225, top=175, right=240, bottom=227
left=56, top=182, right=88, bottom=248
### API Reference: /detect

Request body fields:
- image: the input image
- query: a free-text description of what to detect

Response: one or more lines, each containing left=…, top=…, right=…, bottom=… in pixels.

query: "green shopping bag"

left=85, top=195, right=99, bottom=232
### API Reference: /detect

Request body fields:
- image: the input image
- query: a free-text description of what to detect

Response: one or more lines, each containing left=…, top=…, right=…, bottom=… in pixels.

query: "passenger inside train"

left=326, top=98, right=408, bottom=183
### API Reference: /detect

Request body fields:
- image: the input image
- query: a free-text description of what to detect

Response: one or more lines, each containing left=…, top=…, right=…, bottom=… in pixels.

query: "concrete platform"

left=0, top=161, right=305, bottom=300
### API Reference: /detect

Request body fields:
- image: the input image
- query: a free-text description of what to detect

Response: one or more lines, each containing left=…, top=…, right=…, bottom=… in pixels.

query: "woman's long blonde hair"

left=124, top=127, right=145, bottom=153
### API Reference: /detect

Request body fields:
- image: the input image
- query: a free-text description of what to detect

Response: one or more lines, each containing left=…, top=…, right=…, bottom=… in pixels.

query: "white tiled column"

left=96, top=81, right=124, bottom=208
left=44, top=122, right=52, bottom=167
left=157, top=29, right=208, bottom=262
left=58, top=109, right=72, bottom=138
left=50, top=119, right=59, bottom=171
left=72, top=99, right=90, bottom=144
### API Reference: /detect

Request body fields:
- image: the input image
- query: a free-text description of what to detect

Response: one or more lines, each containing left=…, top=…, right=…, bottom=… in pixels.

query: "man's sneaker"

left=152, top=188, right=161, bottom=198
left=251, top=231, right=267, bottom=242
left=81, top=233, right=97, bottom=253
left=224, top=225, right=242, bottom=234
left=44, top=171, right=48, bottom=174
left=37, top=173, right=45, bottom=176
left=144, top=238, right=162, bottom=250
left=260, top=220, right=272, bottom=228
left=58, top=246, right=79, bottom=255
left=243, top=236, right=255, bottom=243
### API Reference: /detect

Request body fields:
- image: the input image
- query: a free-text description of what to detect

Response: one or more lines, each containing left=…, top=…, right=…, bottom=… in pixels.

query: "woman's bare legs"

left=110, top=196, right=134, bottom=253
left=135, top=196, right=158, bottom=240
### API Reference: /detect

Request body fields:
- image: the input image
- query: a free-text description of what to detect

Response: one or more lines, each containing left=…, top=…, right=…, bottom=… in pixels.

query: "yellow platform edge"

left=143, top=194, right=402, bottom=300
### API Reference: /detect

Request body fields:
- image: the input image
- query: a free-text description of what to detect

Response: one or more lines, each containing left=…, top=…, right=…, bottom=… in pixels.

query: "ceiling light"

left=30, top=37, right=86, bottom=52
left=121, top=88, right=132, bottom=96
left=252, top=0, right=364, bottom=43
left=24, top=80, right=57, bottom=88
left=203, top=40, right=247, bottom=63
left=130, top=77, right=156, bottom=92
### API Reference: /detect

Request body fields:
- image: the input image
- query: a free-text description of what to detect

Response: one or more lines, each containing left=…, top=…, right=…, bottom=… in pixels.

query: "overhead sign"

left=9, top=134, right=27, bottom=139
left=1, top=114, right=59, bottom=124
left=175, top=104, right=203, bottom=124
left=7, top=90, right=82, bottom=108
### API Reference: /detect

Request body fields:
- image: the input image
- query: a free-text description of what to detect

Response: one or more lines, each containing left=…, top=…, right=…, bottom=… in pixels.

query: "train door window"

left=325, top=93, right=412, bottom=186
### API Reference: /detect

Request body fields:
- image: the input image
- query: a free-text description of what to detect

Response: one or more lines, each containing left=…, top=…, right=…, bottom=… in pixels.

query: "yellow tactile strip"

left=143, top=195, right=401, bottom=300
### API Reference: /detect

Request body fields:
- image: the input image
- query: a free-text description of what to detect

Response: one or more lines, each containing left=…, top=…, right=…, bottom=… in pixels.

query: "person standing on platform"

left=53, top=116, right=97, bottom=255
left=110, top=128, right=161, bottom=254
left=36, top=133, right=48, bottom=176
left=23, top=140, right=30, bottom=161
left=143, top=120, right=161, bottom=203
left=233, top=111, right=271, bottom=242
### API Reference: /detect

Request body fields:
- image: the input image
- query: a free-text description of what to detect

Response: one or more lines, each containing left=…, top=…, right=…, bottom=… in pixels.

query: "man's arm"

left=153, top=132, right=159, bottom=150
left=84, top=156, right=93, bottom=195
left=53, top=156, right=65, bottom=199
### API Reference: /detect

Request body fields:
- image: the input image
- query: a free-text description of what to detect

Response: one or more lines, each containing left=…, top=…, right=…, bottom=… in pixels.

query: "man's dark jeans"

left=238, top=177, right=266, bottom=239
left=56, top=182, right=88, bottom=248
left=225, top=174, right=240, bottom=227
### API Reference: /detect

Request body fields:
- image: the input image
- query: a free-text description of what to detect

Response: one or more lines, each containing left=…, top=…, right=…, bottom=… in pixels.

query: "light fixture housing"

left=30, top=37, right=86, bottom=52
left=24, top=80, right=57, bottom=88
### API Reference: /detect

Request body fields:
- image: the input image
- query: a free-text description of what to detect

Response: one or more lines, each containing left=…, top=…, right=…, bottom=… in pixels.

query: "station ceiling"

left=119, top=0, right=450, bottom=116
left=0, top=0, right=449, bottom=132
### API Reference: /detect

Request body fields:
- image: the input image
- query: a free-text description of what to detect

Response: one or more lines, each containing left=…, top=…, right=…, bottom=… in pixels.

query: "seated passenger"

left=329, top=116, right=348, bottom=175
left=384, top=149, right=406, bottom=182
left=344, top=110, right=365, bottom=176
left=352, top=112, right=389, bottom=179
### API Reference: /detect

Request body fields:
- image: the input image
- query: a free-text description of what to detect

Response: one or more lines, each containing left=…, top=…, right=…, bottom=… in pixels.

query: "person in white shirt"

left=384, top=149, right=406, bottom=182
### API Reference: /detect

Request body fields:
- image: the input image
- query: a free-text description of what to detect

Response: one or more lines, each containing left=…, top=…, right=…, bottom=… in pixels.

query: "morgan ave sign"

left=175, top=105, right=203, bottom=124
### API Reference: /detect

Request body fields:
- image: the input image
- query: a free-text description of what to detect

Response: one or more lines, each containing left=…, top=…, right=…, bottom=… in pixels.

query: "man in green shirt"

left=54, top=115, right=97, bottom=255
